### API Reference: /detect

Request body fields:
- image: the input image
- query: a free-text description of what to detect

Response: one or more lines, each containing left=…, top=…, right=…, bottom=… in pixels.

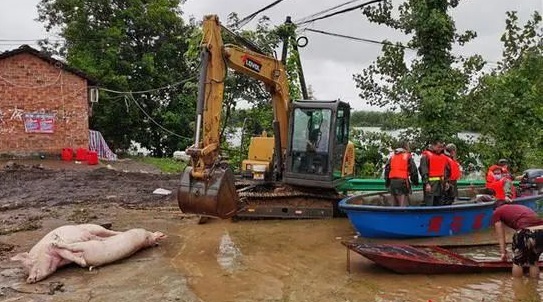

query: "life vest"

left=447, top=157, right=461, bottom=181
left=389, top=153, right=410, bottom=179
left=486, top=178, right=517, bottom=200
left=425, top=152, right=448, bottom=177
left=486, top=165, right=503, bottom=184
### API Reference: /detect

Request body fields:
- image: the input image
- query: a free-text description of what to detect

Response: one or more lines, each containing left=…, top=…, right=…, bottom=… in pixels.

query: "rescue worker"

left=492, top=202, right=543, bottom=278
left=443, top=143, right=461, bottom=205
left=384, top=141, right=419, bottom=207
left=486, top=166, right=516, bottom=201
left=418, top=140, right=450, bottom=206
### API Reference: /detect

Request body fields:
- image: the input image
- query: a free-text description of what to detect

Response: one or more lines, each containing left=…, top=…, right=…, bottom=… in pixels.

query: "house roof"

left=0, top=45, right=98, bottom=85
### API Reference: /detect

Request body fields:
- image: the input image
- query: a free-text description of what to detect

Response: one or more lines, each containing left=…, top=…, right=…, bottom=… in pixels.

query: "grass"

left=135, top=156, right=187, bottom=173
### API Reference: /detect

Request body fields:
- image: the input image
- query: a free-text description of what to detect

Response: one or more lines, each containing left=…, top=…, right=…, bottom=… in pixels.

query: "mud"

left=1, top=159, right=542, bottom=302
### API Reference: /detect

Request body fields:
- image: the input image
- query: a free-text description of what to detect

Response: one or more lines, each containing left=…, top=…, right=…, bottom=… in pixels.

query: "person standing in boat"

left=418, top=139, right=450, bottom=206
left=443, top=143, right=462, bottom=205
left=384, top=141, right=419, bottom=207
left=492, top=202, right=543, bottom=278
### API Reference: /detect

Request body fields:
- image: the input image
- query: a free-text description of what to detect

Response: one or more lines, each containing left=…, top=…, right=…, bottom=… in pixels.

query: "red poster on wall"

left=23, top=113, right=55, bottom=133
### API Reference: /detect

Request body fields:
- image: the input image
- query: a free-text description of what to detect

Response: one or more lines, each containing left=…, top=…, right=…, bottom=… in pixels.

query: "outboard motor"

left=518, top=169, right=543, bottom=196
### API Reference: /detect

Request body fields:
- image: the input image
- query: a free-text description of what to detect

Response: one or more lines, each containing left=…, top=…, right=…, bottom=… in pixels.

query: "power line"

left=305, top=28, right=501, bottom=66
left=294, top=0, right=362, bottom=24
left=295, top=0, right=385, bottom=26
left=97, top=76, right=199, bottom=140
left=232, top=0, right=288, bottom=29
left=305, top=28, right=413, bottom=49
left=125, top=93, right=192, bottom=140
left=99, top=75, right=197, bottom=95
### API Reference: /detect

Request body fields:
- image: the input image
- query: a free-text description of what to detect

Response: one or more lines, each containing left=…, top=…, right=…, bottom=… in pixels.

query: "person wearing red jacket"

left=418, top=140, right=450, bottom=206
left=384, top=141, right=419, bottom=207
left=443, top=143, right=461, bottom=205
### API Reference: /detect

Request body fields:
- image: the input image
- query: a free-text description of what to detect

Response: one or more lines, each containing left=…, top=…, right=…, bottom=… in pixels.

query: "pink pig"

left=10, top=224, right=121, bottom=283
left=51, top=228, right=166, bottom=269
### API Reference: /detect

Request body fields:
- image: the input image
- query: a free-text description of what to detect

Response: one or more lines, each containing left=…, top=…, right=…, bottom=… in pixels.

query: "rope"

left=0, top=69, right=62, bottom=89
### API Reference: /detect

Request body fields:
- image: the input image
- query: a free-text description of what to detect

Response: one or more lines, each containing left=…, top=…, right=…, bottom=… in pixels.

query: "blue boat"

left=339, top=190, right=543, bottom=239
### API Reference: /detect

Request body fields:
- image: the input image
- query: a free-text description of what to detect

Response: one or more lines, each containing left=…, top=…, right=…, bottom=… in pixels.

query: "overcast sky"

left=1, top=0, right=541, bottom=110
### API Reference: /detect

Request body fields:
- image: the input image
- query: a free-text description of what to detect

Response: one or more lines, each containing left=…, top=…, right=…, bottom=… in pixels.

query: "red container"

left=87, top=151, right=99, bottom=165
left=61, top=148, right=73, bottom=161
left=75, top=148, right=88, bottom=161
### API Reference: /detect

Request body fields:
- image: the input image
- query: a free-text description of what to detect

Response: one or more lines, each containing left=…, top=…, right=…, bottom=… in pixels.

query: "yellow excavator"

left=178, top=15, right=355, bottom=219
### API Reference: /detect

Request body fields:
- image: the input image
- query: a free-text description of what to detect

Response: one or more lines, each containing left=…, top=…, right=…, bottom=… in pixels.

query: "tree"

left=470, top=12, right=543, bottom=171
left=37, top=0, right=196, bottom=156
left=354, top=0, right=484, bottom=146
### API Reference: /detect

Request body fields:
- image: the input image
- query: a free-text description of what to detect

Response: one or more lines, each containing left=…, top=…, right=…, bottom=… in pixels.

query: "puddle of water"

left=216, top=231, right=243, bottom=273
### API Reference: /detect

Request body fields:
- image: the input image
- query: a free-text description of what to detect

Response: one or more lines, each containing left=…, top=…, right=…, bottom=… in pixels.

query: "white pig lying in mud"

left=10, top=224, right=121, bottom=283
left=51, top=228, right=166, bottom=269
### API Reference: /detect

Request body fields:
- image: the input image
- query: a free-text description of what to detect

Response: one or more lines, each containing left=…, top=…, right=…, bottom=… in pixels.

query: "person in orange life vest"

left=384, top=141, right=419, bottom=207
left=418, top=140, right=451, bottom=206
left=492, top=202, right=543, bottom=278
left=486, top=167, right=516, bottom=201
left=486, top=159, right=512, bottom=184
left=443, top=143, right=462, bottom=205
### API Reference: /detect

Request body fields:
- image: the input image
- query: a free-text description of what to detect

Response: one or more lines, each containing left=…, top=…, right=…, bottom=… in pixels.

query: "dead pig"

left=10, top=224, right=121, bottom=283
left=52, top=228, right=166, bottom=269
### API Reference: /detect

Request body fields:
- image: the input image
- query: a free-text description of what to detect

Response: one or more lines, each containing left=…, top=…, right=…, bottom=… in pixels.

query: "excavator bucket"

left=178, top=166, right=240, bottom=219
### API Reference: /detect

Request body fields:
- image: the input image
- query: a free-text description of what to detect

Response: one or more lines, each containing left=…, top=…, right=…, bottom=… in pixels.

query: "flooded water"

left=170, top=218, right=543, bottom=302
left=217, top=231, right=243, bottom=273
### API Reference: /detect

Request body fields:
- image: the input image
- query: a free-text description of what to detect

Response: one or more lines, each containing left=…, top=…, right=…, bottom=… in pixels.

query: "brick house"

left=0, top=45, right=96, bottom=157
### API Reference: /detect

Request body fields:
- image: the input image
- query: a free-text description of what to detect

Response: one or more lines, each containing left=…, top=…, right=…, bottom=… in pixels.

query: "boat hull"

left=343, top=242, right=543, bottom=274
left=339, top=192, right=543, bottom=239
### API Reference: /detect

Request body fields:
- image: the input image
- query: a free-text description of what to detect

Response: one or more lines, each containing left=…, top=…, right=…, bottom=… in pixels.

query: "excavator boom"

left=178, top=15, right=291, bottom=219
left=178, top=14, right=355, bottom=220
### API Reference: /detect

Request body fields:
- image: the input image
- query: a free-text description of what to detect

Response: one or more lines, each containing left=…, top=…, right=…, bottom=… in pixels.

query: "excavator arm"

left=179, top=15, right=291, bottom=219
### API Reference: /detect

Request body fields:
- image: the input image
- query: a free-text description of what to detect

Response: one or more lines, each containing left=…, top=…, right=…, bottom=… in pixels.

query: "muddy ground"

left=0, top=159, right=542, bottom=302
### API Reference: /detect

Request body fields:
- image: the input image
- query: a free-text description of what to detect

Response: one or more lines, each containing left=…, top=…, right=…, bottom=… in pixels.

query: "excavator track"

left=233, top=181, right=345, bottom=219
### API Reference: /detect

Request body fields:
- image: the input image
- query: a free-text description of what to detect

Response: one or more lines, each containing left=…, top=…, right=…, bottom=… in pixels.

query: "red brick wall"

left=0, top=53, right=89, bottom=156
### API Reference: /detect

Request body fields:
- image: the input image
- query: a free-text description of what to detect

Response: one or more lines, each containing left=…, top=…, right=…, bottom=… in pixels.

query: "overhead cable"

left=305, top=28, right=413, bottom=49
left=125, top=93, right=192, bottom=140
left=233, top=0, right=287, bottom=29
left=306, top=28, right=500, bottom=65
left=294, top=0, right=361, bottom=24
left=295, top=0, right=385, bottom=26
left=99, top=74, right=198, bottom=95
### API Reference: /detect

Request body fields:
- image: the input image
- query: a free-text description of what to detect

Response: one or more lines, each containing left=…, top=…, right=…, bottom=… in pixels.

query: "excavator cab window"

left=291, top=108, right=332, bottom=175
left=332, top=106, right=350, bottom=180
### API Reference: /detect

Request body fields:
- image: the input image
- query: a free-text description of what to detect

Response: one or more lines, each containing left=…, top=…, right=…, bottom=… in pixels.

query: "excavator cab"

left=283, top=100, right=353, bottom=189
left=178, top=15, right=355, bottom=220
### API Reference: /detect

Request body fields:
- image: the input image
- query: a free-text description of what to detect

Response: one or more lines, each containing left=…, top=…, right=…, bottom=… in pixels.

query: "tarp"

left=89, top=130, right=117, bottom=161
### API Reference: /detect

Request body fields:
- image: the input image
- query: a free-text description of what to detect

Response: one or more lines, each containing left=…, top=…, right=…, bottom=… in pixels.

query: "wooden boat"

left=343, top=241, right=543, bottom=274
left=339, top=188, right=543, bottom=239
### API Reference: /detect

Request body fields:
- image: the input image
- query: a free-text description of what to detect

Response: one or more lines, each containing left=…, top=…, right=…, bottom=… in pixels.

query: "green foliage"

left=469, top=12, right=543, bottom=171
left=354, top=0, right=485, bottom=145
left=351, top=129, right=395, bottom=178
left=37, top=0, right=196, bottom=156
left=136, top=156, right=187, bottom=173
left=350, top=110, right=401, bottom=129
